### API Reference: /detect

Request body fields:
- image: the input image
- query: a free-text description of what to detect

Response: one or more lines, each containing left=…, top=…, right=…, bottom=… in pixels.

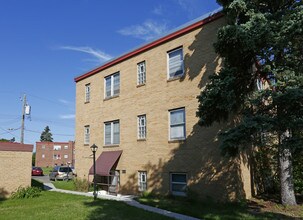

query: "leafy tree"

left=0, top=138, right=10, bottom=142
left=40, top=126, right=53, bottom=142
left=197, top=0, right=302, bottom=205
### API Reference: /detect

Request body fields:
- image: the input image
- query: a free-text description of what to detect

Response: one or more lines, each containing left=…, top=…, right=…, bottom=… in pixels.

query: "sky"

left=0, top=0, right=220, bottom=147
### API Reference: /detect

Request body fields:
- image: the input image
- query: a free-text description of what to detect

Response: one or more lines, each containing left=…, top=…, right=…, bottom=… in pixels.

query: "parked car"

left=49, top=166, right=74, bottom=181
left=32, top=167, right=44, bottom=176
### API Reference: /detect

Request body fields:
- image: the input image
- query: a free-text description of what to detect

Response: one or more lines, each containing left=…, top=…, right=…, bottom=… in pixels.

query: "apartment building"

left=74, top=10, right=252, bottom=201
left=35, top=141, right=75, bottom=167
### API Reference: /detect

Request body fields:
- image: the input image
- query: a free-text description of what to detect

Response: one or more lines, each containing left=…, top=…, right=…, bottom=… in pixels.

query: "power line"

left=25, top=128, right=74, bottom=137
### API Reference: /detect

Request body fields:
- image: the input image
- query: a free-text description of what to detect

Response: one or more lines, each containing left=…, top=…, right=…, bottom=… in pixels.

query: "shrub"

left=73, top=178, right=90, bottom=192
left=11, top=186, right=41, bottom=199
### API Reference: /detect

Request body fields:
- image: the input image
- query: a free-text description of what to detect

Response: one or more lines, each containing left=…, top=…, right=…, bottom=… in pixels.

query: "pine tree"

left=197, top=0, right=302, bottom=205
left=40, top=126, right=53, bottom=142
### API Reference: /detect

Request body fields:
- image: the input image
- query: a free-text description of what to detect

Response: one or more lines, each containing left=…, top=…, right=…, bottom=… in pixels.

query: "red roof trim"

left=74, top=12, right=224, bottom=82
left=0, top=142, right=33, bottom=152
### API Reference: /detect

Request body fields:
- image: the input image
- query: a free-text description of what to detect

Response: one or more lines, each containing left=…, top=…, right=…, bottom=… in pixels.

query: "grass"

left=52, top=180, right=76, bottom=191
left=136, top=195, right=303, bottom=220
left=41, top=167, right=53, bottom=175
left=0, top=191, right=172, bottom=220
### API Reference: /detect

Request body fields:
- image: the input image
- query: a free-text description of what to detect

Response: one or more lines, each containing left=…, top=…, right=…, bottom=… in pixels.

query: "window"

left=138, top=171, right=147, bottom=192
left=84, top=125, right=90, bottom=145
left=168, top=47, right=184, bottom=79
left=64, top=155, right=68, bottom=159
left=42, top=154, right=45, bottom=158
left=64, top=145, right=68, bottom=150
left=105, top=72, right=120, bottom=98
left=137, top=61, right=146, bottom=85
left=170, top=173, right=187, bottom=196
left=138, top=115, right=146, bottom=139
left=53, top=145, right=61, bottom=151
left=53, top=154, right=61, bottom=160
left=85, top=83, right=90, bottom=102
left=41, top=145, right=45, bottom=149
left=169, top=108, right=185, bottom=140
left=104, top=120, right=120, bottom=145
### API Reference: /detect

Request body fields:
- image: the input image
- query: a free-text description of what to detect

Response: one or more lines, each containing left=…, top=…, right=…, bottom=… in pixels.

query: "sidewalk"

left=43, top=182, right=200, bottom=220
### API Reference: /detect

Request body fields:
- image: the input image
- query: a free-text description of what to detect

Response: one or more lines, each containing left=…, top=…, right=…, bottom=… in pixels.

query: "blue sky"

left=0, top=0, right=220, bottom=146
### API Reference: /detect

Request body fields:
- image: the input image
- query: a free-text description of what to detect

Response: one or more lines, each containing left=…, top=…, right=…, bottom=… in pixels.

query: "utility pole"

left=20, top=94, right=26, bottom=144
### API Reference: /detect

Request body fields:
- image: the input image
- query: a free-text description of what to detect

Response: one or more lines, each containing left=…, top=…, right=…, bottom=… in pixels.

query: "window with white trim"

left=168, top=47, right=184, bottom=79
left=53, top=145, right=61, bottom=151
left=64, top=145, right=68, bottom=150
left=64, top=155, right=68, bottom=159
left=138, top=171, right=147, bottom=192
left=138, top=115, right=146, bottom=139
left=169, top=108, right=185, bottom=140
left=85, top=83, right=90, bottom=102
left=104, top=120, right=120, bottom=145
left=170, top=173, right=187, bottom=196
left=137, top=61, right=146, bottom=85
left=53, top=154, right=61, bottom=160
left=84, top=125, right=90, bottom=145
left=41, top=145, right=45, bottom=149
left=42, top=154, right=45, bottom=158
left=105, top=72, right=120, bottom=98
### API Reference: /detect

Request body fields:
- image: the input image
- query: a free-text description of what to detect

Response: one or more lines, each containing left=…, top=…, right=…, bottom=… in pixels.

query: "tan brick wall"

left=0, top=151, right=32, bottom=197
left=75, top=17, right=251, bottom=201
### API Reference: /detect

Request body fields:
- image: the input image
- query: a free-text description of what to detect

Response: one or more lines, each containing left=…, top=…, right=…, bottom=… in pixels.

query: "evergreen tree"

left=40, top=126, right=53, bottom=142
left=197, top=0, right=302, bottom=205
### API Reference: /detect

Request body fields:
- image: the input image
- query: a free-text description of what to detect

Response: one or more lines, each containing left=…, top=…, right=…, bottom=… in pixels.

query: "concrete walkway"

left=43, top=182, right=200, bottom=220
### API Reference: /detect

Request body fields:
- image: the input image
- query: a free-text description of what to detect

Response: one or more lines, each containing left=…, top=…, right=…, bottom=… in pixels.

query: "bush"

left=73, top=178, right=90, bottom=192
left=11, top=186, right=41, bottom=199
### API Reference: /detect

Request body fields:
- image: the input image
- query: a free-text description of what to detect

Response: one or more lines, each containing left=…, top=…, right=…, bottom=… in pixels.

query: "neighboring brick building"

left=74, top=10, right=252, bottom=201
left=0, top=142, right=33, bottom=198
left=35, top=141, right=75, bottom=167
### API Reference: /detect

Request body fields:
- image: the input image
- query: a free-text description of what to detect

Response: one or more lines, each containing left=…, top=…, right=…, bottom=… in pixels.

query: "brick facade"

left=74, top=12, right=252, bottom=201
left=0, top=142, right=33, bottom=198
left=35, top=141, right=75, bottom=167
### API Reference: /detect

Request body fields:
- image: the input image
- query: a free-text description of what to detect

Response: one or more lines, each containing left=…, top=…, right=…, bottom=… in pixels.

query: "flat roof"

left=0, top=142, right=33, bottom=152
left=74, top=8, right=223, bottom=83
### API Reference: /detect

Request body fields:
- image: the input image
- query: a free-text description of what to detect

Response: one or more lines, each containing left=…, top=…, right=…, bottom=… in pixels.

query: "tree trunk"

left=279, top=147, right=297, bottom=205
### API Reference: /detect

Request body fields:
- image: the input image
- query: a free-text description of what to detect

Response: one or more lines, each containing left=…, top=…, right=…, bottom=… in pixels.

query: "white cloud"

left=152, top=5, right=164, bottom=15
left=59, top=114, right=75, bottom=119
left=177, top=0, right=197, bottom=18
left=118, top=20, right=168, bottom=41
left=58, top=99, right=70, bottom=105
left=59, top=46, right=113, bottom=63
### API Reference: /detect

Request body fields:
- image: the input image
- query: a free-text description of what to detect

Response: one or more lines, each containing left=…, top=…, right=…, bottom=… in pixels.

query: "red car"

left=32, top=167, right=44, bottom=176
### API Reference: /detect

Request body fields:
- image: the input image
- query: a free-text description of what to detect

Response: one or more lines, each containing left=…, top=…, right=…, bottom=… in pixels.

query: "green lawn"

left=52, top=180, right=76, bottom=191
left=41, top=167, right=53, bottom=175
left=136, top=195, right=303, bottom=220
left=0, top=191, right=172, bottom=220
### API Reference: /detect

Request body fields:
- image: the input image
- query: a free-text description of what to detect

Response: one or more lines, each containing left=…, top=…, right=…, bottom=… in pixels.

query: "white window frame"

left=42, top=154, right=45, bottom=158
left=137, top=61, right=146, bottom=85
left=169, top=108, right=186, bottom=140
left=104, top=120, right=120, bottom=145
left=137, top=115, right=146, bottom=139
left=53, top=145, right=61, bottom=151
left=104, top=72, right=120, bottom=98
left=84, top=125, right=90, bottom=145
left=64, top=154, right=68, bottom=159
left=138, top=171, right=147, bottom=192
left=85, top=83, right=90, bottom=102
left=64, top=145, right=68, bottom=150
left=41, top=145, right=45, bottom=149
left=170, top=173, right=187, bottom=196
left=167, top=47, right=184, bottom=79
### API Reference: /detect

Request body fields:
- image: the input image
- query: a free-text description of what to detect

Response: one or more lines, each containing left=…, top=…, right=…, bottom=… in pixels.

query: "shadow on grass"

left=136, top=195, right=301, bottom=220
left=0, top=187, right=9, bottom=203
left=83, top=199, right=172, bottom=220
left=31, top=179, right=44, bottom=190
